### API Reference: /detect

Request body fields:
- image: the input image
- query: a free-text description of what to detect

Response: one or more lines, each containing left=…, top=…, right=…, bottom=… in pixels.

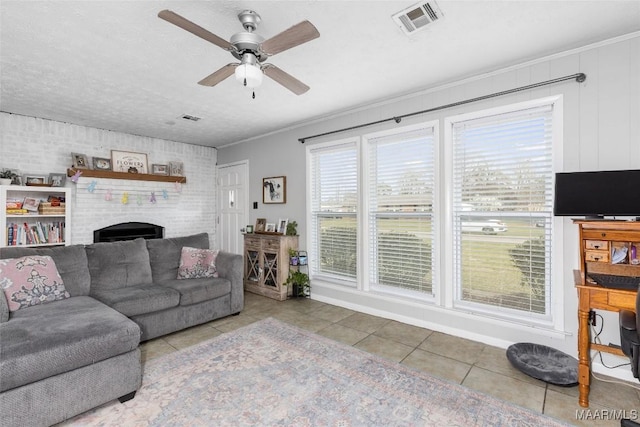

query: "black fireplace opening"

left=94, top=222, right=164, bottom=243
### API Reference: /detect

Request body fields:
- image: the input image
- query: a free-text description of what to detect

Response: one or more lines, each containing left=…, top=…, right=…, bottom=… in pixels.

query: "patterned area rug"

left=64, top=318, right=567, bottom=426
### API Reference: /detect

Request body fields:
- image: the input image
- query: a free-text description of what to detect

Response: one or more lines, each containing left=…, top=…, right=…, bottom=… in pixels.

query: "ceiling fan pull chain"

left=252, top=91, right=256, bottom=99
left=243, top=78, right=247, bottom=86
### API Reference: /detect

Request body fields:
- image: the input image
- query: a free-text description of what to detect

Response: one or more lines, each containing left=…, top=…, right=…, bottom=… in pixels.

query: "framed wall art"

left=263, top=176, right=286, bottom=204
left=111, top=150, right=149, bottom=174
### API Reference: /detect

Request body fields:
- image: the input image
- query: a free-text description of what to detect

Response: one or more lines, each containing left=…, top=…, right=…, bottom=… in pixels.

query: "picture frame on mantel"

left=263, top=176, right=286, bottom=204
left=111, top=150, right=149, bottom=174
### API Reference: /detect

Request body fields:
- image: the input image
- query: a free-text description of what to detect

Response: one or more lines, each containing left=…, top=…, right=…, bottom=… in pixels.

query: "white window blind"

left=451, top=104, right=554, bottom=316
left=367, top=125, right=435, bottom=295
left=309, top=141, right=358, bottom=281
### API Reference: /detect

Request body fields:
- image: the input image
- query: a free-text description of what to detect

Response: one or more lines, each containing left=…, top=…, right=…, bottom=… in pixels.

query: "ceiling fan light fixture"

left=235, top=63, right=263, bottom=88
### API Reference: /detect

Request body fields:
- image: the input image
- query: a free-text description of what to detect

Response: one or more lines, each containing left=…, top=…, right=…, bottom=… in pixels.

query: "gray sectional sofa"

left=0, top=232, right=243, bottom=427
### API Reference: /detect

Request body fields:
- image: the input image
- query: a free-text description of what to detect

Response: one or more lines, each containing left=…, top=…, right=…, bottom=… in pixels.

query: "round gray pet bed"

left=506, top=342, right=578, bottom=386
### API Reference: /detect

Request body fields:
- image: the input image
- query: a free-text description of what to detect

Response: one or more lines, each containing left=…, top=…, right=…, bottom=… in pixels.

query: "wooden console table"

left=573, top=220, right=639, bottom=407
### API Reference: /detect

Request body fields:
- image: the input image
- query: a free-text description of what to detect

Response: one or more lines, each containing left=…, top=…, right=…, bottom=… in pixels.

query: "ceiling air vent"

left=180, top=114, right=201, bottom=122
left=392, top=1, right=444, bottom=36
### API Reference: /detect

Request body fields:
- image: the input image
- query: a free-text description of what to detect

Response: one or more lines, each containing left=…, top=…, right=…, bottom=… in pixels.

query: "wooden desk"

left=576, top=277, right=637, bottom=407
left=573, top=219, right=640, bottom=407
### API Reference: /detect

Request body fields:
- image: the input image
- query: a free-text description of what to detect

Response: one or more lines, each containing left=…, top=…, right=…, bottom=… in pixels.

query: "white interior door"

left=217, top=161, right=249, bottom=255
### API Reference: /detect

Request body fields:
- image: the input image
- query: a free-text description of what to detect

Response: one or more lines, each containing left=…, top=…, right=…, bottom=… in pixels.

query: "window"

left=365, top=124, right=436, bottom=296
left=307, top=96, right=560, bottom=327
left=308, top=139, right=358, bottom=283
left=448, top=101, right=556, bottom=318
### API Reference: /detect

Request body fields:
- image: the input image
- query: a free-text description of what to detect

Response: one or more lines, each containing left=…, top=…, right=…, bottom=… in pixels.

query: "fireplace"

left=94, top=222, right=164, bottom=243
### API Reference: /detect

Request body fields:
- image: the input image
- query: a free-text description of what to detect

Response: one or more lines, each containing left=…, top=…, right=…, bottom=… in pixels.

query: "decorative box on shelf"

left=38, top=202, right=66, bottom=215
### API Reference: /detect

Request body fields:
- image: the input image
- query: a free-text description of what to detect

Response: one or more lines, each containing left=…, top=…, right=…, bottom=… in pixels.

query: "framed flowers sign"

left=111, top=150, right=149, bottom=174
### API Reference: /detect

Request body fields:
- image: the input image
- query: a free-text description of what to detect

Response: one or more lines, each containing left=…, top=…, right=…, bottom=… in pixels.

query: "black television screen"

left=554, top=169, right=640, bottom=217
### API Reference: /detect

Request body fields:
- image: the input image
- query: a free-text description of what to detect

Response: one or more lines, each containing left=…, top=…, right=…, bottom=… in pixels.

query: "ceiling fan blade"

left=263, top=64, right=310, bottom=95
left=158, top=10, right=235, bottom=51
left=198, top=64, right=238, bottom=86
left=261, top=20, right=319, bottom=56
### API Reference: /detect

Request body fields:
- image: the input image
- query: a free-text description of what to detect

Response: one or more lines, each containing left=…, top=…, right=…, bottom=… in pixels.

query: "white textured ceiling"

left=1, top=1, right=639, bottom=148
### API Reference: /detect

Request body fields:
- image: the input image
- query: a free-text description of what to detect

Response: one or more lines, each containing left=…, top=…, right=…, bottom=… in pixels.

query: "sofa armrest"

left=216, top=251, right=244, bottom=313
left=0, top=289, right=8, bottom=323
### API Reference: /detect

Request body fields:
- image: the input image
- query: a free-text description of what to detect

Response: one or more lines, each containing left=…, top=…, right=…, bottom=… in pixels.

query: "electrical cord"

left=589, top=312, right=640, bottom=391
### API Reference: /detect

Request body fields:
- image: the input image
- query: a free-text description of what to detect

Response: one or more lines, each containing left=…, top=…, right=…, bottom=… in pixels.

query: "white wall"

left=218, top=33, right=640, bottom=380
left=0, top=113, right=218, bottom=245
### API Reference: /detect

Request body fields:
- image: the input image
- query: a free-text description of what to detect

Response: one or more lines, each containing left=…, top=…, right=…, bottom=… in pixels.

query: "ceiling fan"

left=158, top=9, right=320, bottom=95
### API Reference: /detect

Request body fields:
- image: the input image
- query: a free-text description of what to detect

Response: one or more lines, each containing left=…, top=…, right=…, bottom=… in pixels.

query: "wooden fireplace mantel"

left=67, top=168, right=187, bottom=184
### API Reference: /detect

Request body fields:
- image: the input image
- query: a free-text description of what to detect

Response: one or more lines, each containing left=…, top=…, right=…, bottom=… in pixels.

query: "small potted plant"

left=284, top=270, right=310, bottom=298
left=288, top=248, right=299, bottom=266
left=0, top=169, right=18, bottom=186
left=286, top=220, right=298, bottom=236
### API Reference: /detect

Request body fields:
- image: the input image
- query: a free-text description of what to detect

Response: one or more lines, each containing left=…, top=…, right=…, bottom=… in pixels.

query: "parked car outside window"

left=461, top=217, right=508, bottom=234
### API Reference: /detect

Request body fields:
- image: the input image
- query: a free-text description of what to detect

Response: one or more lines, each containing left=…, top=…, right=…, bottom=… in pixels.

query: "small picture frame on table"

left=277, top=218, right=288, bottom=235
left=111, top=150, right=149, bottom=174
left=152, top=164, right=169, bottom=176
left=246, top=225, right=254, bottom=233
left=71, top=153, right=90, bottom=169
left=255, top=218, right=266, bottom=232
left=92, top=157, right=112, bottom=171
left=265, top=223, right=276, bottom=233
left=49, top=173, right=66, bottom=187
left=24, top=175, right=47, bottom=185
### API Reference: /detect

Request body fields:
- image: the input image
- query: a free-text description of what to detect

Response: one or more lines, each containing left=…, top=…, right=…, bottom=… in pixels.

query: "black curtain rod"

left=298, top=72, right=586, bottom=143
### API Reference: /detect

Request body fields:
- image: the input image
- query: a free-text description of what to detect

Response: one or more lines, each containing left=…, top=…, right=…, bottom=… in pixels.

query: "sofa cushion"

left=91, top=285, right=180, bottom=317
left=0, top=244, right=91, bottom=296
left=146, top=233, right=209, bottom=283
left=86, top=238, right=153, bottom=291
left=0, top=296, right=140, bottom=392
left=0, top=255, right=70, bottom=312
left=161, top=277, right=231, bottom=306
left=177, top=247, right=219, bottom=279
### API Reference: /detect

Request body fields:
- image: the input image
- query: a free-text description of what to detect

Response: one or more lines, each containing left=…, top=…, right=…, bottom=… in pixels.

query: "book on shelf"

left=5, top=221, right=65, bottom=246
left=6, top=209, right=29, bottom=214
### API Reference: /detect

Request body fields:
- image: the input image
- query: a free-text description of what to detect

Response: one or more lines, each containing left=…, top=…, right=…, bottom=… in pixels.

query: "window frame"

left=361, top=121, right=439, bottom=301
left=443, top=95, right=564, bottom=328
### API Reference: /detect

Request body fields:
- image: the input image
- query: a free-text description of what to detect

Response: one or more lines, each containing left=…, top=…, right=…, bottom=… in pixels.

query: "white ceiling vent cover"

left=392, top=1, right=444, bottom=36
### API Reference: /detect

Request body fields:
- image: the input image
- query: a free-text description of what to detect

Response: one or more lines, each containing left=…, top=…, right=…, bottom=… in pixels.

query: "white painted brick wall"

left=0, top=113, right=217, bottom=245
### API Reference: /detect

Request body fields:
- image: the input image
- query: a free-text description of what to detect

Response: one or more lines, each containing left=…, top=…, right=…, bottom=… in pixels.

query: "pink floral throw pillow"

left=177, top=247, right=219, bottom=279
left=0, top=255, right=70, bottom=312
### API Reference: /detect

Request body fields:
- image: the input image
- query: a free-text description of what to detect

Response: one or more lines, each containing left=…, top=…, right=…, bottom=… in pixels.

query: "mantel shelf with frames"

left=66, top=168, right=187, bottom=184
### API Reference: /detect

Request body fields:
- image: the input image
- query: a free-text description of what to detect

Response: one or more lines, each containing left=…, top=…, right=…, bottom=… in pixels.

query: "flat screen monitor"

left=554, top=169, right=640, bottom=218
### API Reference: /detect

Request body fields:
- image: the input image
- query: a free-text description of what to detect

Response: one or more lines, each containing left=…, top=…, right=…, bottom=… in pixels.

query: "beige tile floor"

left=140, top=292, right=640, bottom=426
